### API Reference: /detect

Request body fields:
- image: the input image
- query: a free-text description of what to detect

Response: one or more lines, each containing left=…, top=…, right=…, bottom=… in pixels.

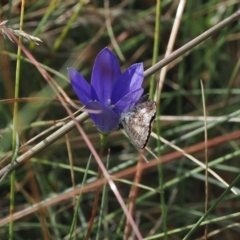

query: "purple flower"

left=68, top=47, right=144, bottom=134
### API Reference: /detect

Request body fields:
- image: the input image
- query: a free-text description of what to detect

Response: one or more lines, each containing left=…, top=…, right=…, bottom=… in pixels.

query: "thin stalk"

left=85, top=134, right=108, bottom=240
left=123, top=153, right=145, bottom=240
left=149, top=0, right=161, bottom=99
left=29, top=0, right=61, bottom=50
left=9, top=1, right=25, bottom=239
left=69, top=155, right=92, bottom=239
left=156, top=104, right=167, bottom=239
left=157, top=1, right=185, bottom=238
left=65, top=133, right=76, bottom=239
left=149, top=0, right=167, bottom=238
left=96, top=149, right=110, bottom=240
left=223, top=56, right=240, bottom=107
left=201, top=81, right=209, bottom=239
left=154, top=0, right=186, bottom=102
left=51, top=0, right=86, bottom=55
left=104, top=0, right=125, bottom=61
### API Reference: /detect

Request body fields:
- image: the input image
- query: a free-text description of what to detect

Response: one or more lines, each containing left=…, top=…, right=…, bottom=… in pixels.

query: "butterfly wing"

left=121, top=100, right=156, bottom=148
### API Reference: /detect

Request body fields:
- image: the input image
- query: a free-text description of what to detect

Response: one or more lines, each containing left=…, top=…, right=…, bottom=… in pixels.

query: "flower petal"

left=86, top=101, right=119, bottom=133
left=111, top=63, right=144, bottom=104
left=91, top=48, right=121, bottom=106
left=113, top=88, right=144, bottom=115
left=68, top=67, right=91, bottom=106
left=91, top=85, right=99, bottom=101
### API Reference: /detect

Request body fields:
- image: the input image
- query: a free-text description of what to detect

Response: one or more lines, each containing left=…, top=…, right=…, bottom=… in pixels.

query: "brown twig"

left=124, top=151, right=145, bottom=240
left=85, top=147, right=104, bottom=240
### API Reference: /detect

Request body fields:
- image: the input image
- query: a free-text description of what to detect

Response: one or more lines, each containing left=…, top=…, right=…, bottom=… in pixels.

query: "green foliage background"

left=1, top=0, right=240, bottom=239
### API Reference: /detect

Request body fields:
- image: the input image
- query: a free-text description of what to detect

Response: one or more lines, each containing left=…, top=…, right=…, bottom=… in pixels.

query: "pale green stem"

left=149, top=0, right=161, bottom=99
left=69, top=155, right=92, bottom=239
left=149, top=0, right=167, bottom=238
left=9, top=0, right=25, bottom=239
left=29, top=0, right=61, bottom=50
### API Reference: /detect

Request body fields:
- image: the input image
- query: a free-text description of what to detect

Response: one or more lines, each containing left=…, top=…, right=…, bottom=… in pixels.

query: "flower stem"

left=100, top=133, right=108, bottom=147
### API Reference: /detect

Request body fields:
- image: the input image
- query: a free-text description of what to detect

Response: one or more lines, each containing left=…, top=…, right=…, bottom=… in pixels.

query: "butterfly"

left=118, top=94, right=156, bottom=149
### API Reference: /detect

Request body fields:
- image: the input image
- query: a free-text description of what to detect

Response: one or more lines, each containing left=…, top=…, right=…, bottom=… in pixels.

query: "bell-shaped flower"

left=68, top=47, right=144, bottom=134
